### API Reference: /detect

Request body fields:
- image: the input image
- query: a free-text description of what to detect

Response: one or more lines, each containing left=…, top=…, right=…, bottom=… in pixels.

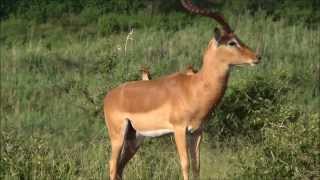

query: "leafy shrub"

left=98, top=14, right=127, bottom=35
left=79, top=6, right=101, bottom=25
left=45, top=2, right=68, bottom=20
left=2, top=0, right=320, bottom=26
left=239, top=112, right=319, bottom=179
left=157, top=12, right=193, bottom=31
left=206, top=76, right=291, bottom=140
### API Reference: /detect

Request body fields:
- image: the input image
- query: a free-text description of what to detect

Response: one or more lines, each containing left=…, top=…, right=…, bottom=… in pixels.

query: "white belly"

left=137, top=129, right=173, bottom=137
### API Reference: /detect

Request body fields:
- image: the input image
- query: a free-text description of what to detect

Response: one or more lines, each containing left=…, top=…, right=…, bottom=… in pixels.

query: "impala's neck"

left=199, top=54, right=230, bottom=84
left=195, top=45, right=231, bottom=108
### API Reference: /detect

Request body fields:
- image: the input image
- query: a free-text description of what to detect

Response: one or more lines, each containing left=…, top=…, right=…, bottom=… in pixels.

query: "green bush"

left=98, top=14, right=129, bottom=35
left=79, top=6, right=101, bottom=25
left=206, top=76, right=291, bottom=140
left=240, top=112, right=319, bottom=179
left=2, top=0, right=320, bottom=25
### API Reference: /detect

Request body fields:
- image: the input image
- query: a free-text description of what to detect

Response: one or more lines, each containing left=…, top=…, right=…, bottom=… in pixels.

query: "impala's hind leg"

left=109, top=137, right=123, bottom=180
left=118, top=120, right=144, bottom=177
left=108, top=119, right=128, bottom=180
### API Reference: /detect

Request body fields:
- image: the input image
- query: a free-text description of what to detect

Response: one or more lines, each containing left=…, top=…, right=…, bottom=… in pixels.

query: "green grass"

left=1, top=12, right=319, bottom=179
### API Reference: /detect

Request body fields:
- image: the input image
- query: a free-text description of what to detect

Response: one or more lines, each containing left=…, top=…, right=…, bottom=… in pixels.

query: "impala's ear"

left=214, top=27, right=221, bottom=43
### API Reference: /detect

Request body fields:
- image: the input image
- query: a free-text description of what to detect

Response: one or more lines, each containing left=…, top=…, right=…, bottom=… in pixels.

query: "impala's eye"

left=228, top=41, right=237, bottom=47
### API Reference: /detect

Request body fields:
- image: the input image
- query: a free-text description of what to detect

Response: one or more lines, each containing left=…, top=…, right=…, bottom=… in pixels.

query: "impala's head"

left=181, top=0, right=261, bottom=66
left=210, top=28, right=261, bottom=66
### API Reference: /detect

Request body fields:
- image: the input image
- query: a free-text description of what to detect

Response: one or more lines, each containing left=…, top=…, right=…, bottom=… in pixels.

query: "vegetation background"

left=1, top=0, right=319, bottom=179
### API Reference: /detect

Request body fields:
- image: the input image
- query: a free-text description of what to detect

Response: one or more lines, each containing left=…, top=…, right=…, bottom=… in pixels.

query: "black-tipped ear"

left=214, top=27, right=221, bottom=43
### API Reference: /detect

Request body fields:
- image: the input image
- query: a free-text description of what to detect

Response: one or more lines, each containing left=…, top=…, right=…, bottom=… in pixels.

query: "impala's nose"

left=250, top=54, right=261, bottom=66
left=257, top=55, right=262, bottom=61
left=253, top=54, right=261, bottom=64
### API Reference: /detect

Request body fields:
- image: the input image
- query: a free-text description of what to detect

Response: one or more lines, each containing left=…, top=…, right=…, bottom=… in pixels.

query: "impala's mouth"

left=251, top=55, right=262, bottom=66
left=250, top=60, right=260, bottom=66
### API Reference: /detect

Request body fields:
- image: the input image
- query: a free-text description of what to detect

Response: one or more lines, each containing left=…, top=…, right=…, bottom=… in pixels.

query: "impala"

left=103, top=0, right=261, bottom=179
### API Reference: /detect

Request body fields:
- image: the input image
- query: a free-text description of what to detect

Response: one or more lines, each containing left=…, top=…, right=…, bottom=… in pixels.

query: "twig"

left=124, top=29, right=134, bottom=56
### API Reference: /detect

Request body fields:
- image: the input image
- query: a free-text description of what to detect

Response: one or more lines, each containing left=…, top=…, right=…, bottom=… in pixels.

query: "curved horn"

left=181, top=0, right=233, bottom=33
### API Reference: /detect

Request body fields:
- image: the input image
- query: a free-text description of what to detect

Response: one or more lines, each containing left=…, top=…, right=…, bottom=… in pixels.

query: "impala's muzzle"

left=249, top=54, right=261, bottom=66
left=253, top=44, right=262, bottom=64
left=254, top=54, right=262, bottom=63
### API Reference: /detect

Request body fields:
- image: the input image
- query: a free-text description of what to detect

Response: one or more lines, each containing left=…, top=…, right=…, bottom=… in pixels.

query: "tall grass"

left=1, top=12, right=319, bottom=179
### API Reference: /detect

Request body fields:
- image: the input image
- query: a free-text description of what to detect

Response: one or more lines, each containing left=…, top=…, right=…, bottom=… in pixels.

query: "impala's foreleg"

left=174, top=127, right=189, bottom=180
left=189, top=130, right=202, bottom=180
